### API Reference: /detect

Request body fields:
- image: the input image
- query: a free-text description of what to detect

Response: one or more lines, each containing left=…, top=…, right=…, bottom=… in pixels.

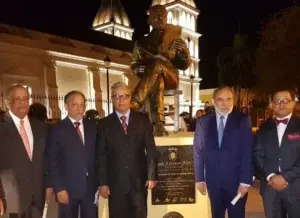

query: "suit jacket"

left=193, top=111, right=253, bottom=188
left=253, top=116, right=300, bottom=194
left=96, top=110, right=156, bottom=193
left=0, top=112, right=48, bottom=214
left=47, top=117, right=98, bottom=199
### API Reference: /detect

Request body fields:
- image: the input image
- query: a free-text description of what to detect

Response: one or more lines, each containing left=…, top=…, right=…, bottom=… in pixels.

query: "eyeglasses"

left=112, top=94, right=131, bottom=100
left=272, top=99, right=292, bottom=105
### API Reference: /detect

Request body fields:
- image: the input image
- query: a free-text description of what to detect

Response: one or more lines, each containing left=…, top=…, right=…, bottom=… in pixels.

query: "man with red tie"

left=253, top=89, right=300, bottom=218
left=47, top=90, right=98, bottom=218
left=96, top=82, right=157, bottom=218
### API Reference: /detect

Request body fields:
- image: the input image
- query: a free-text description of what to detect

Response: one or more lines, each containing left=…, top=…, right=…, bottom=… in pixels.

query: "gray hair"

left=212, top=86, right=235, bottom=99
left=111, top=82, right=130, bottom=96
left=5, top=84, right=29, bottom=105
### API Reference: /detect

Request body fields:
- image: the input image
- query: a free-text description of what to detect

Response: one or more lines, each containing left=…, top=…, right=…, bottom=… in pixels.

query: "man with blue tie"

left=193, top=86, right=253, bottom=218
left=47, top=90, right=98, bottom=218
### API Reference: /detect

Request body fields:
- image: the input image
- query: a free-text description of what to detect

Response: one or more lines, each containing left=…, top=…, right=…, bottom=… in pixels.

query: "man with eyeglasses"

left=253, top=89, right=300, bottom=218
left=47, top=90, right=98, bottom=218
left=96, top=82, right=157, bottom=218
left=193, top=86, right=253, bottom=218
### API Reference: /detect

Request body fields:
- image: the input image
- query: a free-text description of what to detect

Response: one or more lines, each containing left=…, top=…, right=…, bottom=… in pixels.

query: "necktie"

left=121, top=116, right=128, bottom=135
left=20, top=120, right=32, bottom=160
left=218, top=116, right=225, bottom=147
left=74, top=122, right=83, bottom=144
left=275, top=118, right=289, bottom=126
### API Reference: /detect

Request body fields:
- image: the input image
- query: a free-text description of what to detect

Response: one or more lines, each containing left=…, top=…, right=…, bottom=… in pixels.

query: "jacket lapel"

left=127, top=110, right=137, bottom=136
left=280, top=116, right=299, bottom=148
left=30, top=119, right=41, bottom=163
left=112, top=112, right=126, bottom=137
left=208, top=113, right=219, bottom=148
left=4, top=113, right=32, bottom=162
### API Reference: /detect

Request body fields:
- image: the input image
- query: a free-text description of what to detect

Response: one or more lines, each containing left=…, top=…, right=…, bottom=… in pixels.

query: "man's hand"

left=0, top=199, right=4, bottom=216
left=99, top=186, right=110, bottom=199
left=57, top=190, right=69, bottom=204
left=145, top=181, right=156, bottom=189
left=45, top=188, right=54, bottom=203
left=237, top=185, right=250, bottom=198
left=196, top=182, right=207, bottom=195
left=268, top=175, right=288, bottom=191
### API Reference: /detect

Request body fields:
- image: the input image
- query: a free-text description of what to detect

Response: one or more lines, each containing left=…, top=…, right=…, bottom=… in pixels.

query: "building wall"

left=0, top=26, right=132, bottom=118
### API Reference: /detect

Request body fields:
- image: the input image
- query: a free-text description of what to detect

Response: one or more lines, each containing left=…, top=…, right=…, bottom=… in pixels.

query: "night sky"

left=0, top=0, right=296, bottom=88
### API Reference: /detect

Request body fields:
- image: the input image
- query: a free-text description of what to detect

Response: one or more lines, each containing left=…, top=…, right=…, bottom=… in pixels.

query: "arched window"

left=121, top=31, right=125, bottom=39
left=126, top=33, right=131, bottom=40
left=115, top=30, right=120, bottom=37
left=186, top=13, right=191, bottom=29
left=189, top=40, right=194, bottom=57
left=167, top=11, right=173, bottom=24
left=190, top=63, right=194, bottom=76
left=191, top=16, right=195, bottom=31
left=180, top=11, right=186, bottom=27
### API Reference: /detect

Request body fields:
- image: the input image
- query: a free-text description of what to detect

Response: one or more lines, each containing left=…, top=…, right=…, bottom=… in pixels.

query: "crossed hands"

left=268, top=175, right=288, bottom=191
left=98, top=181, right=157, bottom=199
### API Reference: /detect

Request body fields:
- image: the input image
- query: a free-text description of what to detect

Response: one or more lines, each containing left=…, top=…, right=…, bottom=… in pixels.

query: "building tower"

left=92, top=0, right=134, bottom=40
left=151, top=0, right=203, bottom=114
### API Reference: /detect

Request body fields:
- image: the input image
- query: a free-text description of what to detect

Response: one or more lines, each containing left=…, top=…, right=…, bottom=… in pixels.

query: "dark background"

left=0, top=0, right=296, bottom=88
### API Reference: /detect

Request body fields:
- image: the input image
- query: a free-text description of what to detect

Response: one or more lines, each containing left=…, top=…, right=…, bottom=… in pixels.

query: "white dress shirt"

left=115, top=110, right=130, bottom=125
left=266, top=113, right=292, bottom=181
left=68, top=117, right=85, bottom=144
left=9, top=110, right=34, bottom=157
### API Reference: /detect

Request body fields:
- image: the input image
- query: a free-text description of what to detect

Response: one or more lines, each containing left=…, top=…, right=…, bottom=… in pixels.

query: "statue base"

left=98, top=132, right=211, bottom=218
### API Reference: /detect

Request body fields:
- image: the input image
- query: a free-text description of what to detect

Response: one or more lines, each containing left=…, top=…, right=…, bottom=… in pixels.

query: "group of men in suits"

left=194, top=86, right=300, bottom=218
left=0, top=82, right=157, bottom=218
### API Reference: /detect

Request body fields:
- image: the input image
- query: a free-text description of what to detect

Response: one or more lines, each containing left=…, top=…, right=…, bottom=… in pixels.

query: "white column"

left=88, top=67, right=103, bottom=116
left=44, top=60, right=60, bottom=119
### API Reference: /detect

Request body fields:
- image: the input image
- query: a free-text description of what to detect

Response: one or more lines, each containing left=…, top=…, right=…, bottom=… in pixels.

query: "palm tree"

left=217, top=33, right=256, bottom=109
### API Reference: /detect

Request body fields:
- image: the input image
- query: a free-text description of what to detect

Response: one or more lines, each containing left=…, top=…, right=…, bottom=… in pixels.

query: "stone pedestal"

left=147, top=132, right=211, bottom=218
left=98, top=132, right=211, bottom=218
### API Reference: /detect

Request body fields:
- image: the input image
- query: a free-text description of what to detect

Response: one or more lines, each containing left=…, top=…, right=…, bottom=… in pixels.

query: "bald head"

left=5, top=84, right=30, bottom=118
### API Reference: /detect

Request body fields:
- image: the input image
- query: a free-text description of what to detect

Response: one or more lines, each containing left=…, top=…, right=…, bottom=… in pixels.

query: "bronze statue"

left=130, top=5, right=191, bottom=136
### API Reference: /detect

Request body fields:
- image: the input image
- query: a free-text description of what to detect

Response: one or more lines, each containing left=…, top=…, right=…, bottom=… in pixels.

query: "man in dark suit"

left=193, top=86, right=253, bottom=218
left=253, top=89, right=300, bottom=218
left=96, top=82, right=157, bottom=218
left=47, top=90, right=98, bottom=218
left=0, top=84, right=49, bottom=218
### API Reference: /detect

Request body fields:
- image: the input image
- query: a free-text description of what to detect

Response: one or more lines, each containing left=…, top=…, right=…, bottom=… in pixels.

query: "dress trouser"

left=109, top=188, right=147, bottom=218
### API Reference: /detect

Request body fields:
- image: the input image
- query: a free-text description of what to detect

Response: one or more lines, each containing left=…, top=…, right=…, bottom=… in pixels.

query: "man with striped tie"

left=193, top=86, right=253, bottom=218
left=47, top=90, right=98, bottom=218
left=0, top=84, right=49, bottom=218
left=96, top=82, right=157, bottom=218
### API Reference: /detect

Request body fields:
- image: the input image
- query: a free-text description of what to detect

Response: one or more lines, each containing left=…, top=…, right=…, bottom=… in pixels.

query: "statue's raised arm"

left=130, top=5, right=191, bottom=136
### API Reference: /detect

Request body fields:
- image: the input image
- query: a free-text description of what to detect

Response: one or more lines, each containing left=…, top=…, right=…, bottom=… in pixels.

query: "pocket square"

left=288, top=133, right=300, bottom=140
